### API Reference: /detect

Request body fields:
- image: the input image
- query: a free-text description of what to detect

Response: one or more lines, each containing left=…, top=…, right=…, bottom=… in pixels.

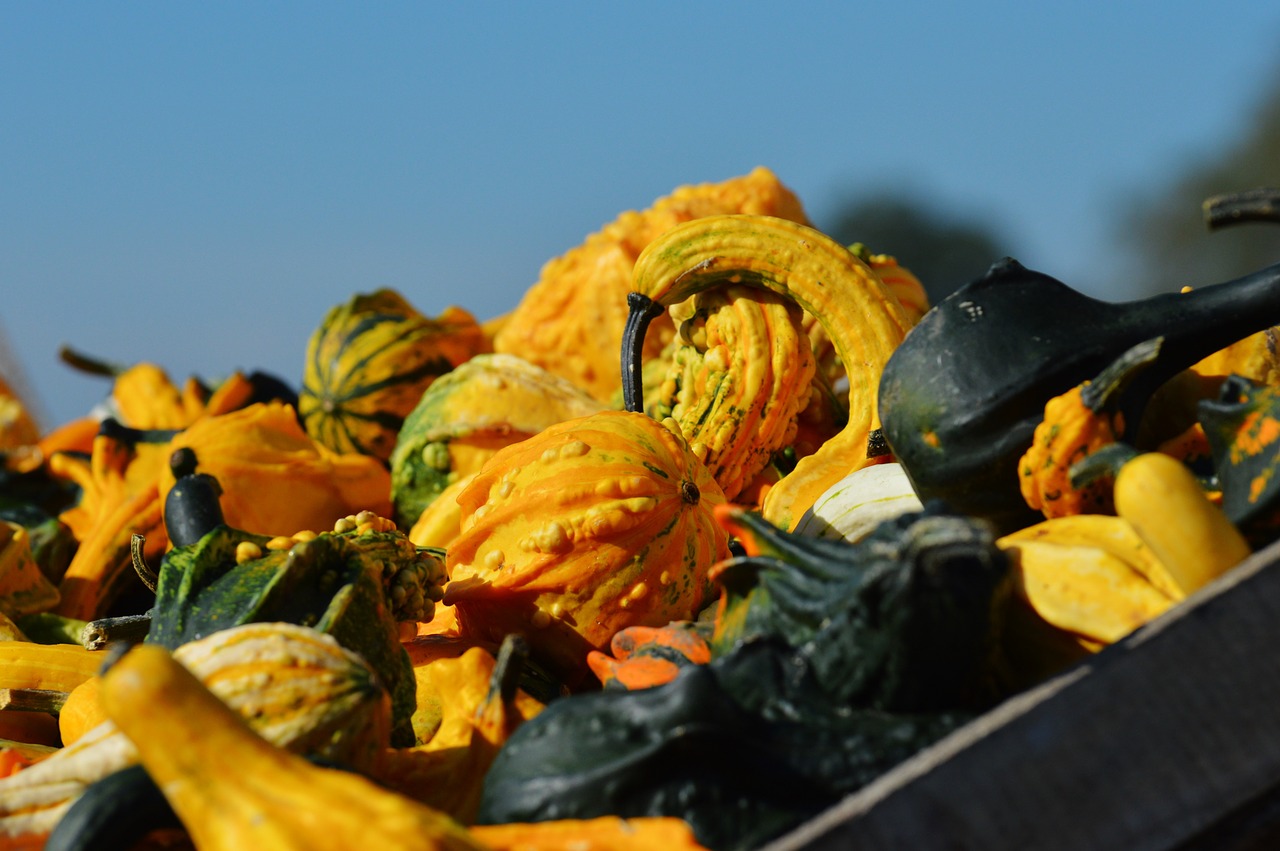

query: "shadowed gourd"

left=877, top=256, right=1280, bottom=532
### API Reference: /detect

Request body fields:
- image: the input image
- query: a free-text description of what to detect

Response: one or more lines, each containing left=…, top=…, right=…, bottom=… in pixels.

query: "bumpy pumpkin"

left=389, top=353, right=606, bottom=529
left=299, top=289, right=489, bottom=462
left=493, top=167, right=811, bottom=403
left=443, top=411, right=730, bottom=682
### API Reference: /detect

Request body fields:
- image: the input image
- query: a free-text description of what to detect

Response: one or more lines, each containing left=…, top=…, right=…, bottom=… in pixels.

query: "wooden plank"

left=763, top=537, right=1280, bottom=851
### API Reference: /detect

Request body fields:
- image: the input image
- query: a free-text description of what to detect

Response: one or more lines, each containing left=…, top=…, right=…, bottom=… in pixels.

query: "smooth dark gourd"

left=878, top=257, right=1280, bottom=532
left=162, top=448, right=225, bottom=549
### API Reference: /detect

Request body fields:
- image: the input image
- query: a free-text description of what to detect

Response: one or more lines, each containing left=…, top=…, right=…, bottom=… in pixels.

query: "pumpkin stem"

left=1204, top=187, right=1280, bottom=230
left=680, top=479, right=701, bottom=505
left=621, top=292, right=665, bottom=413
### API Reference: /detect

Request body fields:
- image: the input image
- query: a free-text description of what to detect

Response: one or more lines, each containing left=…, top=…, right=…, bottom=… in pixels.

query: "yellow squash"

left=99, top=643, right=486, bottom=851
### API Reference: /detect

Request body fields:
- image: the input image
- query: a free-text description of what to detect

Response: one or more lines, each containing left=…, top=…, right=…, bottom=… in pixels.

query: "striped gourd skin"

left=299, top=289, right=489, bottom=462
left=172, top=622, right=391, bottom=766
left=0, top=623, right=389, bottom=843
left=442, top=410, right=730, bottom=682
left=0, top=639, right=100, bottom=696
left=389, top=353, right=606, bottom=529
left=652, top=284, right=814, bottom=502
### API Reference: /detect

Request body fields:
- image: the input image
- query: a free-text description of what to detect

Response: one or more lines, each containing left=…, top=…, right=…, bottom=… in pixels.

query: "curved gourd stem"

left=621, top=292, right=665, bottom=413
left=622, top=214, right=911, bottom=529
left=1204, top=188, right=1280, bottom=231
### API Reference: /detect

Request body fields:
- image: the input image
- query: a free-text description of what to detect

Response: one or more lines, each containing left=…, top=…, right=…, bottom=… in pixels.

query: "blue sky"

left=5, top=3, right=1280, bottom=428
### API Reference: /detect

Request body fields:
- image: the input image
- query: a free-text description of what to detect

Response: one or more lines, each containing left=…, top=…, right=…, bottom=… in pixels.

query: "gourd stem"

left=1068, top=442, right=1138, bottom=491
left=1080, top=337, right=1162, bottom=417
left=1204, top=188, right=1280, bottom=231
left=130, top=533, right=159, bottom=593
left=492, top=634, right=530, bottom=703
left=97, top=417, right=181, bottom=447
left=621, top=292, right=664, bottom=413
left=80, top=611, right=153, bottom=651
left=57, top=345, right=127, bottom=378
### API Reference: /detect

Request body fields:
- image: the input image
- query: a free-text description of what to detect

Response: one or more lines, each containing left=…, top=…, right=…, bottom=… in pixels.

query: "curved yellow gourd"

left=625, top=214, right=911, bottom=529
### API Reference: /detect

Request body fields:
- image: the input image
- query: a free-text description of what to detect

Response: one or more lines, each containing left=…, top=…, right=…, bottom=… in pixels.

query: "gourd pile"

left=2, top=168, right=1279, bottom=851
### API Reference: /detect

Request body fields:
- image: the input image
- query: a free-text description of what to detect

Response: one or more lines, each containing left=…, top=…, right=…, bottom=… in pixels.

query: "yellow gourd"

left=100, top=643, right=487, bottom=851
left=624, top=214, right=910, bottom=529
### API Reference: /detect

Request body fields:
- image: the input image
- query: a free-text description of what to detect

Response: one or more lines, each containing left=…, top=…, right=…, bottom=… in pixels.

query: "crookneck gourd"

left=878, top=256, right=1280, bottom=533
left=442, top=410, right=730, bottom=684
left=1071, top=443, right=1252, bottom=596
left=622, top=214, right=911, bottom=530
left=80, top=642, right=486, bottom=851
left=0, top=622, right=391, bottom=848
left=646, top=283, right=815, bottom=502
left=389, top=353, right=606, bottom=529
left=801, top=243, right=930, bottom=388
left=299, top=288, right=490, bottom=463
left=494, top=166, right=812, bottom=403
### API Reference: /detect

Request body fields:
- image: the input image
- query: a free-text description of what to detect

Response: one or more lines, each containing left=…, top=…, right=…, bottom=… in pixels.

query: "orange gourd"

left=443, top=410, right=729, bottom=683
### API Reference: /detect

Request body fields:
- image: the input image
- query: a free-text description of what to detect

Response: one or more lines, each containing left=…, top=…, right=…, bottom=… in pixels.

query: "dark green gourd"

left=477, top=506, right=1009, bottom=851
left=878, top=257, right=1280, bottom=532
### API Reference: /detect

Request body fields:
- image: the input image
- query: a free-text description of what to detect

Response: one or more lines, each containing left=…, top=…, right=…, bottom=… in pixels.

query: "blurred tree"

left=1113, top=74, right=1280, bottom=299
left=820, top=193, right=1008, bottom=306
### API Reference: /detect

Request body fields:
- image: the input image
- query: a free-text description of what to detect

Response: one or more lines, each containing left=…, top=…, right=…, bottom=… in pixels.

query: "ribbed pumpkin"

left=299, top=289, right=489, bottom=462
left=442, top=411, right=730, bottom=683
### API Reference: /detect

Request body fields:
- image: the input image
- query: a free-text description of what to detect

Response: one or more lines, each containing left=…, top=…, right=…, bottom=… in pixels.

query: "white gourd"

left=793, top=462, right=924, bottom=543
